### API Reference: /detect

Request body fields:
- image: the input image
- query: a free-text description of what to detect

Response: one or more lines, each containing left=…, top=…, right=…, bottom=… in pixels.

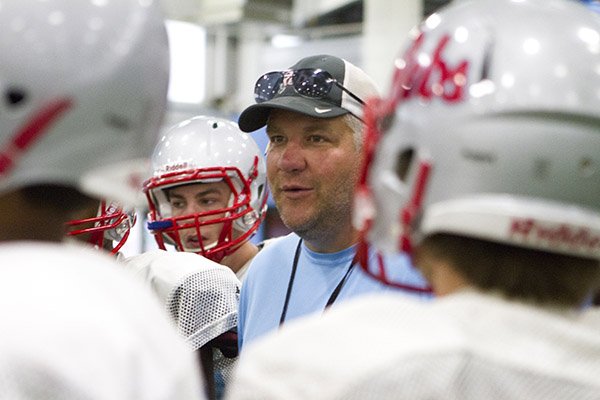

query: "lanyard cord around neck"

left=279, top=238, right=356, bottom=326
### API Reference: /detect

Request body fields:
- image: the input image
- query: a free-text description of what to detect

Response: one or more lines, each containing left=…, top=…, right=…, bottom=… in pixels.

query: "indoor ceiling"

left=162, top=0, right=452, bottom=28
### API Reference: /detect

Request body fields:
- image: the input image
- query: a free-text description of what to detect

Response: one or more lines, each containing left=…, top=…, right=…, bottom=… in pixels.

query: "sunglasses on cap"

left=254, top=68, right=365, bottom=106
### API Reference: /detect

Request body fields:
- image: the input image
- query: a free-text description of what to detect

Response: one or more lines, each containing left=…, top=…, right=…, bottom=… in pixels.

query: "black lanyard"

left=279, top=239, right=356, bottom=326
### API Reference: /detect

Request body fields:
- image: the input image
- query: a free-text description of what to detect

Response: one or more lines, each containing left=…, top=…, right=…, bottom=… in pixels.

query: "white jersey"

left=122, top=249, right=242, bottom=399
left=226, top=290, right=600, bottom=400
left=121, top=249, right=241, bottom=351
left=0, top=242, right=204, bottom=400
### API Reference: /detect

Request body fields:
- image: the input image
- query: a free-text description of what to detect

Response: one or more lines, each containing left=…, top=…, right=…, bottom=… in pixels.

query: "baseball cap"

left=238, top=54, right=379, bottom=132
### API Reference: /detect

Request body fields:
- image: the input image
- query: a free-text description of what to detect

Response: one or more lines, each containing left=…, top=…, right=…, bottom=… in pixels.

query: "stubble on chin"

left=278, top=205, right=310, bottom=235
left=278, top=203, right=339, bottom=244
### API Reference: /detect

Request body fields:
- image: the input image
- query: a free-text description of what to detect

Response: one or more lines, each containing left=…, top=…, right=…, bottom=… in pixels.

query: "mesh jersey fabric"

left=0, top=242, right=204, bottom=400
left=226, top=290, right=600, bottom=400
left=238, top=232, right=431, bottom=349
left=121, top=249, right=241, bottom=399
left=121, top=249, right=241, bottom=351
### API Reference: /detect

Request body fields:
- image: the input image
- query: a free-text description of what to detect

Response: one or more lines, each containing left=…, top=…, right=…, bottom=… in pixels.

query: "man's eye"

left=170, top=201, right=184, bottom=209
left=308, top=135, right=325, bottom=143
left=268, top=135, right=284, bottom=144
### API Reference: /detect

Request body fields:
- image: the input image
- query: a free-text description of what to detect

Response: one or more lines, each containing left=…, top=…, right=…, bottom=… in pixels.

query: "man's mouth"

left=279, top=184, right=314, bottom=200
left=281, top=184, right=311, bottom=192
left=184, top=235, right=201, bottom=248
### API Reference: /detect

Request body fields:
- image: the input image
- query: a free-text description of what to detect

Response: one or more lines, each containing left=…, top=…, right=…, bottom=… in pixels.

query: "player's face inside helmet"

left=145, top=116, right=268, bottom=262
left=166, top=181, right=233, bottom=252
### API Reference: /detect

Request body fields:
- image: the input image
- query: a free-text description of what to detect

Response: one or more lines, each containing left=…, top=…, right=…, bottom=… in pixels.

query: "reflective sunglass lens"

left=253, top=69, right=343, bottom=103
left=254, top=72, right=282, bottom=103
left=293, top=69, right=333, bottom=98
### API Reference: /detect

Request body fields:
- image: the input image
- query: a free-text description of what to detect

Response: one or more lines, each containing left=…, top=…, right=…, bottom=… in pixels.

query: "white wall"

left=363, top=0, right=422, bottom=93
left=235, top=25, right=365, bottom=113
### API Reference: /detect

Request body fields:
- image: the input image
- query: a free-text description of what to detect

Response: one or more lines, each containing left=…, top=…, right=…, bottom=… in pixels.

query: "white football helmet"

left=0, top=0, right=169, bottom=207
left=144, top=116, right=268, bottom=262
left=66, top=201, right=136, bottom=254
left=354, top=0, right=600, bottom=285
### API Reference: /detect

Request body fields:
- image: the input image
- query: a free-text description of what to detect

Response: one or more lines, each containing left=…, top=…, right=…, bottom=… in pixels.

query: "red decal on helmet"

left=395, top=32, right=469, bottom=103
left=0, top=98, right=72, bottom=176
left=510, top=218, right=600, bottom=251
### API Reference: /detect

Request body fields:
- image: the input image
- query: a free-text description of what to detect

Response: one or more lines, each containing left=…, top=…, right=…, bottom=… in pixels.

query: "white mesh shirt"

left=122, top=250, right=241, bottom=350
left=122, top=250, right=241, bottom=399
left=167, top=263, right=240, bottom=350
left=226, top=291, right=600, bottom=400
left=0, top=242, right=204, bottom=400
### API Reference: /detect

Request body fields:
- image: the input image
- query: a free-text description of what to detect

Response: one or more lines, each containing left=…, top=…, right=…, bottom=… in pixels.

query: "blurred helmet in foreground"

left=0, top=0, right=170, bottom=207
left=354, top=0, right=600, bottom=285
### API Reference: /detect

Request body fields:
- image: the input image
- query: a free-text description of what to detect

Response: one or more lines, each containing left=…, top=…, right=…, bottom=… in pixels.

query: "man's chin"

left=279, top=215, right=314, bottom=236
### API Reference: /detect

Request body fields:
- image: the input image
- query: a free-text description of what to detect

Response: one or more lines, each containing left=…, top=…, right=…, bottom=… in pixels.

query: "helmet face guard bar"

left=66, top=201, right=135, bottom=254
left=146, top=202, right=256, bottom=256
left=353, top=73, right=432, bottom=293
left=148, top=214, right=260, bottom=262
left=355, top=238, right=432, bottom=293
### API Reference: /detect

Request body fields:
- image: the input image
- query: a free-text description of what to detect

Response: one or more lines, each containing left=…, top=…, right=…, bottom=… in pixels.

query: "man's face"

left=167, top=181, right=232, bottom=251
left=266, top=110, right=362, bottom=244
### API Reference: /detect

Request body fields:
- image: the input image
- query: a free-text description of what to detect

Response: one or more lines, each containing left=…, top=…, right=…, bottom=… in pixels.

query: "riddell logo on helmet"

left=509, top=218, right=600, bottom=251
left=165, top=162, right=188, bottom=172
left=395, top=32, right=469, bottom=103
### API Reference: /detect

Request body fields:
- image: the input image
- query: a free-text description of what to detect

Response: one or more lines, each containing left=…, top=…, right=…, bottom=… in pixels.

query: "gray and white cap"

left=238, top=54, right=379, bottom=132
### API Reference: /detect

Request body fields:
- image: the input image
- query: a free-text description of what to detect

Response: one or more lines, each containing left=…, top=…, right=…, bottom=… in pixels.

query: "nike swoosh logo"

left=314, top=107, right=332, bottom=113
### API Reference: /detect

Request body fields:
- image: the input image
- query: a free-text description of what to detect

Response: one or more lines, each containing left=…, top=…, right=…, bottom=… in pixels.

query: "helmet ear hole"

left=396, top=147, right=414, bottom=182
left=257, top=183, right=265, bottom=200
left=6, top=88, right=27, bottom=107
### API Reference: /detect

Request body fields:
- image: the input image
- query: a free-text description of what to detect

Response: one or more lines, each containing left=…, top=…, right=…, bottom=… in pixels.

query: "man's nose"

left=276, top=140, right=306, bottom=172
left=181, top=201, right=204, bottom=216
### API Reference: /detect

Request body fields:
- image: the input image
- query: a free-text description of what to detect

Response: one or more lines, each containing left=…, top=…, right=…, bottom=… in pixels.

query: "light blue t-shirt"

left=238, top=232, right=431, bottom=350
